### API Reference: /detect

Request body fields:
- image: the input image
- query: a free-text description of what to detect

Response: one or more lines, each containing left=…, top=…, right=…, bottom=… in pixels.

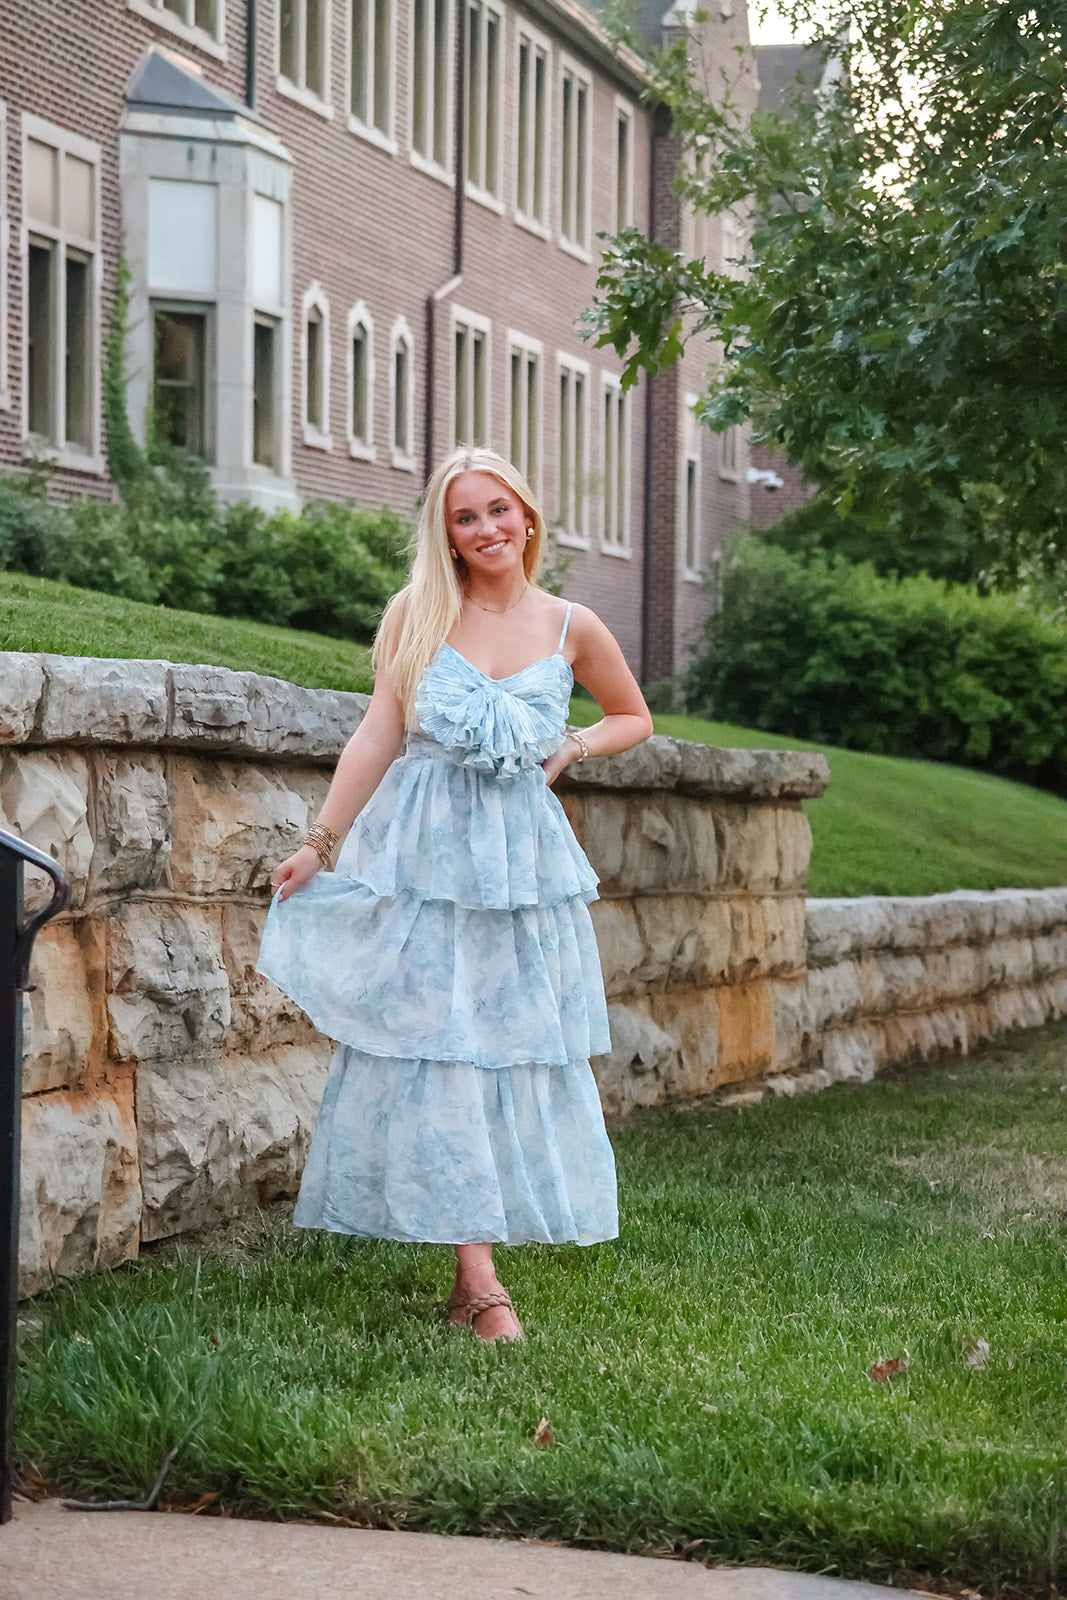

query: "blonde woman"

left=259, top=446, right=653, bottom=1341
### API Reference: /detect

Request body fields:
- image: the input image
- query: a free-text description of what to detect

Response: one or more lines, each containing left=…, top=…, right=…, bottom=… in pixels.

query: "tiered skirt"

left=256, top=740, right=618, bottom=1245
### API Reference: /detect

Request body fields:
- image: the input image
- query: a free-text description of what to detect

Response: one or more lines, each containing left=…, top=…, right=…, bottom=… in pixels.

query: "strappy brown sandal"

left=445, top=1290, right=524, bottom=1341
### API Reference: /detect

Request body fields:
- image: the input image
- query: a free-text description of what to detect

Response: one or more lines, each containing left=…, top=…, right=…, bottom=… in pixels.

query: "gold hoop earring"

left=449, top=546, right=459, bottom=560
left=525, top=528, right=534, bottom=540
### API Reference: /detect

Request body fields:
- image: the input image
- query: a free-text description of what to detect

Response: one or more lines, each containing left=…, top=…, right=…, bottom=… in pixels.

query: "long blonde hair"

left=373, top=445, right=548, bottom=726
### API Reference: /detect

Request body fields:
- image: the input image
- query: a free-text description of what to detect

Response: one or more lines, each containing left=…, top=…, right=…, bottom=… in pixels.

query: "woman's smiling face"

left=445, top=472, right=529, bottom=577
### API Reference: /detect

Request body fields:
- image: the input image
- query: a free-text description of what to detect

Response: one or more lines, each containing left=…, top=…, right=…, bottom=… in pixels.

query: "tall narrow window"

left=559, top=61, right=590, bottom=253
left=412, top=0, right=452, bottom=170
left=278, top=0, right=330, bottom=103
left=556, top=354, right=589, bottom=544
left=452, top=308, right=490, bottom=446
left=602, top=374, right=630, bottom=552
left=252, top=316, right=277, bottom=467
left=681, top=395, right=702, bottom=579
left=465, top=0, right=502, bottom=199
left=507, top=333, right=541, bottom=489
left=153, top=308, right=207, bottom=457
left=720, top=424, right=740, bottom=480
left=23, top=118, right=101, bottom=460
left=350, top=0, right=395, bottom=141
left=515, top=28, right=549, bottom=227
left=301, top=284, right=331, bottom=447
left=347, top=301, right=375, bottom=458
left=614, top=101, right=634, bottom=233
left=128, top=0, right=224, bottom=51
left=390, top=315, right=414, bottom=468
left=0, top=102, right=9, bottom=409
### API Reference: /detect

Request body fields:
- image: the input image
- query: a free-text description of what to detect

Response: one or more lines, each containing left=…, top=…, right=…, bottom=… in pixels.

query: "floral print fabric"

left=257, top=617, right=618, bottom=1245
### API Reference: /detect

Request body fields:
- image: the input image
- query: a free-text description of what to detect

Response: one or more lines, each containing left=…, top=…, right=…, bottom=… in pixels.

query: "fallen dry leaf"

left=533, top=1417, right=553, bottom=1448
left=963, top=1337, right=990, bottom=1371
left=158, top=1491, right=220, bottom=1515
left=869, top=1354, right=909, bottom=1382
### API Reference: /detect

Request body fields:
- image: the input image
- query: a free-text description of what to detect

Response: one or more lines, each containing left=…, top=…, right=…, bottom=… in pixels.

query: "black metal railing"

left=0, top=827, right=70, bottom=1525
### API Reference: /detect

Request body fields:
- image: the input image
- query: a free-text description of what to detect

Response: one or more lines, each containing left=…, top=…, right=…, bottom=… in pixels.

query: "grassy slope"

left=0, top=570, right=375, bottom=694
left=3, top=568, right=1065, bottom=896
left=18, top=1027, right=1067, bottom=1594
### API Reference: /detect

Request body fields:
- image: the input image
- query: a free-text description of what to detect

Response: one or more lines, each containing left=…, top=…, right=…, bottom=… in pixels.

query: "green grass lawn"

left=3, top=568, right=1065, bottom=897
left=17, top=1024, right=1067, bottom=1594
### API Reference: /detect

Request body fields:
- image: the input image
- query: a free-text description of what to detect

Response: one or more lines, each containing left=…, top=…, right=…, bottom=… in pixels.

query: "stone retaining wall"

left=2, top=654, right=1064, bottom=1295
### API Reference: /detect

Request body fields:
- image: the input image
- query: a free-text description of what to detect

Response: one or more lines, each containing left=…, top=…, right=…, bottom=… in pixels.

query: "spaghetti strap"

left=557, top=601, right=574, bottom=652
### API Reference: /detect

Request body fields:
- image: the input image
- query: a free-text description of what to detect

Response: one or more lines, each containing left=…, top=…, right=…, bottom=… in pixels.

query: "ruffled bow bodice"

left=414, top=643, right=572, bottom=776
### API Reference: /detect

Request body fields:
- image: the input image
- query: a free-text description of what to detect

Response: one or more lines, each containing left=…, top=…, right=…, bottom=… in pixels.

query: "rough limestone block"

left=37, top=656, right=169, bottom=745
left=245, top=676, right=368, bottom=759
left=882, top=1011, right=941, bottom=1065
left=107, top=902, right=230, bottom=1064
left=136, top=1043, right=332, bottom=1240
left=643, top=985, right=720, bottom=1099
left=168, top=663, right=257, bottom=750
left=715, top=805, right=780, bottom=893
left=563, top=736, right=830, bottom=801
left=980, top=936, right=1036, bottom=992
left=88, top=751, right=171, bottom=895
left=22, top=919, right=105, bottom=1095
left=709, top=978, right=775, bottom=1085
left=1037, top=973, right=1067, bottom=1018
left=0, top=653, right=45, bottom=742
left=762, top=896, right=809, bottom=977
left=821, top=1027, right=880, bottom=1084
left=221, top=901, right=321, bottom=1052
left=167, top=757, right=311, bottom=896
left=589, top=898, right=647, bottom=997
left=806, top=960, right=864, bottom=1031
left=769, top=975, right=815, bottom=1071
left=592, top=1001, right=677, bottom=1119
left=1032, top=930, right=1067, bottom=981
left=0, top=749, right=93, bottom=908
left=775, top=807, right=813, bottom=892
left=856, top=951, right=930, bottom=1017
left=18, top=1078, right=141, bottom=1297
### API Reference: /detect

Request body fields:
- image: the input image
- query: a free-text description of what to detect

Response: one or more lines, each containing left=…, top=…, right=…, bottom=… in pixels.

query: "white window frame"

left=410, top=0, right=454, bottom=183
left=277, top=0, right=334, bottom=118
left=600, top=371, right=631, bottom=556
left=126, top=0, right=227, bottom=60
left=347, top=0, right=397, bottom=152
left=464, top=0, right=504, bottom=210
left=613, top=96, right=635, bottom=234
left=346, top=300, right=376, bottom=460
left=506, top=330, right=542, bottom=495
left=389, top=313, right=415, bottom=470
left=680, top=392, right=702, bottom=582
left=451, top=304, right=491, bottom=447
left=513, top=24, right=551, bottom=236
left=558, top=55, right=591, bottom=260
left=301, top=281, right=332, bottom=449
left=20, top=114, right=104, bottom=472
left=721, top=209, right=746, bottom=279
left=719, top=423, right=741, bottom=482
left=0, top=101, right=9, bottom=411
left=555, top=350, right=590, bottom=548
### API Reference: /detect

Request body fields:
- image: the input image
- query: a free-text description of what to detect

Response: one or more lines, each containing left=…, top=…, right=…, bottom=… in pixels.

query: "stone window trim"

left=558, top=54, right=592, bottom=262
left=0, top=101, right=9, bottom=411
left=600, top=370, right=631, bottom=558
left=451, top=303, right=491, bottom=449
left=680, top=391, right=702, bottom=583
left=389, top=313, right=415, bottom=470
left=505, top=328, right=542, bottom=495
left=346, top=299, right=376, bottom=460
left=126, top=0, right=228, bottom=62
left=464, top=0, right=505, bottom=212
left=555, top=349, right=590, bottom=549
left=20, top=113, right=105, bottom=474
left=513, top=22, right=551, bottom=238
left=347, top=0, right=398, bottom=153
left=613, top=95, right=635, bottom=235
left=277, top=0, right=335, bottom=118
left=301, top=281, right=332, bottom=450
left=719, top=422, right=741, bottom=482
left=410, top=0, right=454, bottom=183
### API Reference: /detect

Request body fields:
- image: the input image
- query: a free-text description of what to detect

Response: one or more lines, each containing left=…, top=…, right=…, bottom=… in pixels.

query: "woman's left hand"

left=541, top=742, right=575, bottom=786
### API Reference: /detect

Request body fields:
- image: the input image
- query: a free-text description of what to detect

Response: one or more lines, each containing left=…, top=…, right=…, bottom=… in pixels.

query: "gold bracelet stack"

left=567, top=730, right=589, bottom=762
left=303, top=821, right=339, bottom=870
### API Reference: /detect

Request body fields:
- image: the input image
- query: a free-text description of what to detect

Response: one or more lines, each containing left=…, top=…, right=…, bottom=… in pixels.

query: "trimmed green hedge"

left=0, top=468, right=410, bottom=643
left=686, top=543, right=1067, bottom=791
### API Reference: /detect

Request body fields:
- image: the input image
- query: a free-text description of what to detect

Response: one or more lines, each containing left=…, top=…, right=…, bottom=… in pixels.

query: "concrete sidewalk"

left=4, top=1499, right=928, bottom=1600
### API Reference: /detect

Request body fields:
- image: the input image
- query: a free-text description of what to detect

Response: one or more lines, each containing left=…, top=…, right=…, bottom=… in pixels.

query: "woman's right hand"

left=270, top=844, right=323, bottom=902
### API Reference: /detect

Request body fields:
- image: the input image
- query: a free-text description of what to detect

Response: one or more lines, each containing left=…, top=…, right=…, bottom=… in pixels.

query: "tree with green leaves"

left=589, top=0, right=1067, bottom=600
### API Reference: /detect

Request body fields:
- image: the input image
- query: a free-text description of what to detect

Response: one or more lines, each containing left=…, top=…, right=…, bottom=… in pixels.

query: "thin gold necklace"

left=464, top=583, right=529, bottom=615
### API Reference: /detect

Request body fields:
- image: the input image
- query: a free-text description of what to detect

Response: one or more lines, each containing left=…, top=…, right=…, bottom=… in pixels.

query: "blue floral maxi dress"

left=256, top=602, right=618, bottom=1245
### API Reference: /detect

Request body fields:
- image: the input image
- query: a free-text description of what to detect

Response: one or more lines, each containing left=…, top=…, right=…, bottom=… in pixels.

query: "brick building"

left=0, top=0, right=757, bottom=679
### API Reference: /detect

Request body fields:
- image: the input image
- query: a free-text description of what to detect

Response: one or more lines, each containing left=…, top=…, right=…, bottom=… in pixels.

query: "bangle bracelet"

left=568, top=730, right=589, bottom=762
left=303, top=821, right=339, bottom=870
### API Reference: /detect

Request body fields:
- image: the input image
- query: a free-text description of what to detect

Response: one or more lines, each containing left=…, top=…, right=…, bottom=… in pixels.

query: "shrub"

left=686, top=542, right=1067, bottom=790
left=270, top=501, right=411, bottom=640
